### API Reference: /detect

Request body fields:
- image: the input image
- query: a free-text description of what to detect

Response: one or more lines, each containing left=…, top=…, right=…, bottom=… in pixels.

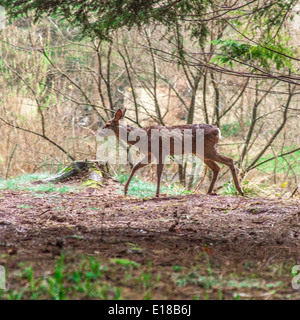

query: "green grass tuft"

left=117, top=173, right=192, bottom=198
left=0, top=173, right=79, bottom=193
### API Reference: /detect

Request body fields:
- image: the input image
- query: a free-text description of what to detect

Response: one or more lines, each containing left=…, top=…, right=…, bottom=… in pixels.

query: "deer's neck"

left=115, top=124, right=137, bottom=146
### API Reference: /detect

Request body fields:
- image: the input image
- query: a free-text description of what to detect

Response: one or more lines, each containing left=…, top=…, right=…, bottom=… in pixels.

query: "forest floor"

left=0, top=177, right=299, bottom=300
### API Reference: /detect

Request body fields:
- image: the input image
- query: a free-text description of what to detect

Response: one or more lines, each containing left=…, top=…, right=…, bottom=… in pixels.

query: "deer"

left=99, top=108, right=244, bottom=198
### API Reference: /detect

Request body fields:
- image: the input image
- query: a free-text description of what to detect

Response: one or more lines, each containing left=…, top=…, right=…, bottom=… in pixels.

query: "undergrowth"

left=0, top=253, right=294, bottom=300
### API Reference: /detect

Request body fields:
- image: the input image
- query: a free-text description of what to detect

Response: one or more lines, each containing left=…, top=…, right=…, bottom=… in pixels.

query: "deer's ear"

left=114, top=108, right=126, bottom=121
left=114, top=109, right=123, bottom=121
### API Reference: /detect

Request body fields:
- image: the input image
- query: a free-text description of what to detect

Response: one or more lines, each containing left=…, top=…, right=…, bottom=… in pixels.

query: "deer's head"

left=98, top=108, right=127, bottom=137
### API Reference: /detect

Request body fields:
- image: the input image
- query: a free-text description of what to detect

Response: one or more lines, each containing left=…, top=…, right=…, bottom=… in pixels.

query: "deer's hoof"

left=208, top=192, right=218, bottom=196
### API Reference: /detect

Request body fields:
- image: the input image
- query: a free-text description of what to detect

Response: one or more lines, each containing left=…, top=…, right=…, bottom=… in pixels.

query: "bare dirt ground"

left=0, top=179, right=299, bottom=300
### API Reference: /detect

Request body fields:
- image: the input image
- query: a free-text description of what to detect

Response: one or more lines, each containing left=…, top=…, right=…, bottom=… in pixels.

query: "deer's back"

left=144, top=124, right=221, bottom=145
left=140, top=124, right=220, bottom=158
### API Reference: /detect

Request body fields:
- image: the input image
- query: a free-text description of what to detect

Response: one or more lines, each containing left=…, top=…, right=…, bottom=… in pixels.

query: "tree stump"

left=33, top=160, right=112, bottom=187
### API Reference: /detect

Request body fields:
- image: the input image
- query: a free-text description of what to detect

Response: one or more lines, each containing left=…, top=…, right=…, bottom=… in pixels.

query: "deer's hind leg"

left=209, top=152, right=244, bottom=196
left=204, top=159, right=220, bottom=195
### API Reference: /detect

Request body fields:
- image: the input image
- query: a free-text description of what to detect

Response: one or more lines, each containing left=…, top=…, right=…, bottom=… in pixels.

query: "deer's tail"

left=216, top=128, right=222, bottom=141
left=210, top=127, right=222, bottom=143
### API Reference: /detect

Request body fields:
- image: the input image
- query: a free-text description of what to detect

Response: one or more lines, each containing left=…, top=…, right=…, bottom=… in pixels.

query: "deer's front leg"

left=155, top=163, right=164, bottom=198
left=124, top=156, right=150, bottom=196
